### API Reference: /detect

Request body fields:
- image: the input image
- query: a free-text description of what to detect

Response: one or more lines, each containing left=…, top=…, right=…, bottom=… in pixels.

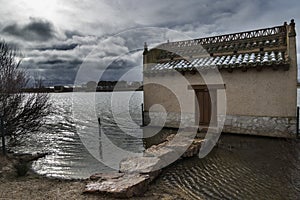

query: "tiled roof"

left=143, top=21, right=297, bottom=74
left=144, top=51, right=289, bottom=75
left=154, top=25, right=287, bottom=60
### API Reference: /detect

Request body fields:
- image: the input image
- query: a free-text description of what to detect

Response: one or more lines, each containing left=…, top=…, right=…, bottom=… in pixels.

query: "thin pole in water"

left=141, top=103, right=145, bottom=127
left=297, top=107, right=299, bottom=138
left=97, top=117, right=103, bottom=159
left=0, top=115, right=6, bottom=156
left=98, top=117, right=101, bottom=126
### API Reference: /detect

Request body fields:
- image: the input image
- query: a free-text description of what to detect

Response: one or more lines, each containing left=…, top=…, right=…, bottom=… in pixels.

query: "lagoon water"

left=14, top=92, right=144, bottom=178
left=12, top=91, right=300, bottom=199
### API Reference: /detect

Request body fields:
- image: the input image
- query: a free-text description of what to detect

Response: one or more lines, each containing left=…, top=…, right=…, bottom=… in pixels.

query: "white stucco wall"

left=144, top=64, right=297, bottom=118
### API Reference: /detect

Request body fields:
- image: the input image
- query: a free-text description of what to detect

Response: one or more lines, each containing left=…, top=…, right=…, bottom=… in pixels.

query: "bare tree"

left=0, top=40, right=52, bottom=155
left=33, top=72, right=46, bottom=89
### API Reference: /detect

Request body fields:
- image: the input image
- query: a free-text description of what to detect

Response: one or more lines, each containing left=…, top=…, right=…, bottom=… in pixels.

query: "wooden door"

left=196, top=89, right=216, bottom=126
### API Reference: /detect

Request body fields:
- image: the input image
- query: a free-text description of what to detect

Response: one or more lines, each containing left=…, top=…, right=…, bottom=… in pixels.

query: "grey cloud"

left=36, top=69, right=77, bottom=86
left=100, top=50, right=142, bottom=81
left=37, top=59, right=65, bottom=65
left=37, top=59, right=82, bottom=66
left=108, top=0, right=241, bottom=27
left=65, top=30, right=83, bottom=38
left=2, top=18, right=56, bottom=41
left=37, top=43, right=78, bottom=51
left=24, top=58, right=82, bottom=70
left=22, top=58, right=82, bottom=85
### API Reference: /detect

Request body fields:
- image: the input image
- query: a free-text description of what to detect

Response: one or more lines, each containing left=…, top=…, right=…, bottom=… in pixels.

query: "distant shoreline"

left=21, top=88, right=143, bottom=93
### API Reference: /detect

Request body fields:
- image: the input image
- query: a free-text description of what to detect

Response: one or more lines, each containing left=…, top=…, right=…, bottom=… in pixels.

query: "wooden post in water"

left=0, top=115, right=6, bottom=156
left=297, top=107, right=299, bottom=138
left=141, top=103, right=145, bottom=127
left=98, top=117, right=101, bottom=126
left=97, top=117, right=103, bottom=159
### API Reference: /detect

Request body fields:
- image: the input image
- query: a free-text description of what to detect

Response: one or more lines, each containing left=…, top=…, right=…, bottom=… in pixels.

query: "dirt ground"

left=0, top=154, right=111, bottom=200
left=0, top=175, right=164, bottom=200
left=0, top=176, right=97, bottom=200
left=0, top=155, right=165, bottom=200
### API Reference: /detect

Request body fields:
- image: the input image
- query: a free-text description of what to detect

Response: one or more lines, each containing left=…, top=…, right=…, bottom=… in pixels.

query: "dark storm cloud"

left=37, top=59, right=82, bottom=66
left=23, top=58, right=82, bottom=70
left=37, top=43, right=78, bottom=51
left=22, top=57, right=82, bottom=85
left=2, top=18, right=56, bottom=41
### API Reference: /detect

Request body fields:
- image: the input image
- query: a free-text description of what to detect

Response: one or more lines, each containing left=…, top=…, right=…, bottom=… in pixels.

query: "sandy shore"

left=0, top=154, right=110, bottom=200
left=0, top=154, right=165, bottom=200
left=0, top=176, right=96, bottom=200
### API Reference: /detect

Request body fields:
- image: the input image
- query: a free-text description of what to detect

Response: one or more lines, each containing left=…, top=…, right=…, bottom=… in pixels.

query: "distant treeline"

left=22, top=81, right=143, bottom=93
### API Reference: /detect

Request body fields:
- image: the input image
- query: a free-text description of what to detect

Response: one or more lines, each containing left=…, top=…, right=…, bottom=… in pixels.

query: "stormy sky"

left=0, top=0, right=299, bottom=86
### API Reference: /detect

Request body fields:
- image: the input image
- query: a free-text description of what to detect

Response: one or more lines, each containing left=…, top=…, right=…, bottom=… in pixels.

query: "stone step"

left=84, top=173, right=151, bottom=198
left=84, top=133, right=204, bottom=198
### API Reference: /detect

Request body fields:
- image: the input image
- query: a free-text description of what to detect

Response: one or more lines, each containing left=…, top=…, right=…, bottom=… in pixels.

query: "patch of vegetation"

left=14, top=161, right=29, bottom=177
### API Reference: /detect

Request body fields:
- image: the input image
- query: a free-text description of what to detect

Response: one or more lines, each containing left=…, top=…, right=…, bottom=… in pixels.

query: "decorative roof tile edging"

left=154, top=24, right=288, bottom=60
left=144, top=51, right=289, bottom=76
left=144, top=20, right=297, bottom=74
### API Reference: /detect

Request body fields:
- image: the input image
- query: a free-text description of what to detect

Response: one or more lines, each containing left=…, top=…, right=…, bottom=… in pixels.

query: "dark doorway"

left=195, top=89, right=217, bottom=126
left=189, top=84, right=224, bottom=127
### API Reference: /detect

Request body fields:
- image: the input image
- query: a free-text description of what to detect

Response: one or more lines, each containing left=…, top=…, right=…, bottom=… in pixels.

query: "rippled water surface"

left=11, top=92, right=300, bottom=199
left=148, top=135, right=300, bottom=199
left=13, top=92, right=144, bottom=178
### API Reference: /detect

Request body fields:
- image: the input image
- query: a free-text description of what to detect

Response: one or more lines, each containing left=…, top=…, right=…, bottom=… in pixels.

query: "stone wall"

left=144, top=111, right=298, bottom=138
left=222, top=115, right=297, bottom=138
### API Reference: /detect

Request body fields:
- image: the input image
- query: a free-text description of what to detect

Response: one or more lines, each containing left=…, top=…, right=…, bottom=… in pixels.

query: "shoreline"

left=0, top=153, right=110, bottom=199
left=1, top=134, right=298, bottom=199
left=0, top=132, right=203, bottom=199
left=0, top=153, right=166, bottom=199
